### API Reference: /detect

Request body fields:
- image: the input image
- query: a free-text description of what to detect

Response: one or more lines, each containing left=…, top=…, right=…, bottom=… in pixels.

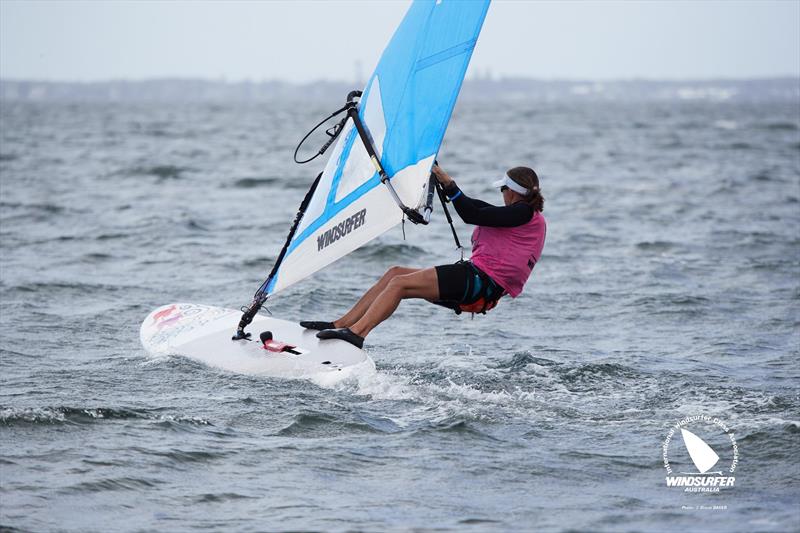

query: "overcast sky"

left=1, top=0, right=798, bottom=82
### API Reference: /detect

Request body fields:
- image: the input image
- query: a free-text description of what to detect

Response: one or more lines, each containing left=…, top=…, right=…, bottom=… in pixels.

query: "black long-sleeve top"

left=442, top=182, right=534, bottom=228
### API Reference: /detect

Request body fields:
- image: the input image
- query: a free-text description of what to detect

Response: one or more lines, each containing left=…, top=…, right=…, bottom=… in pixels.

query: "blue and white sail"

left=265, top=0, right=490, bottom=296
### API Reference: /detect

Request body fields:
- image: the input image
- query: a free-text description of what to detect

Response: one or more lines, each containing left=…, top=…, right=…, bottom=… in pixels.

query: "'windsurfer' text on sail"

left=317, top=209, right=367, bottom=252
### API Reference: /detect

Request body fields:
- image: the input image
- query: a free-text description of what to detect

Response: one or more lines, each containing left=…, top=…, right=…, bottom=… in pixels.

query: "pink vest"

left=470, top=211, right=546, bottom=298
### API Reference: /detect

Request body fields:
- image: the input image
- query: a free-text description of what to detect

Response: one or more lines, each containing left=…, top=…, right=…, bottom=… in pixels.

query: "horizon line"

left=2, top=75, right=799, bottom=85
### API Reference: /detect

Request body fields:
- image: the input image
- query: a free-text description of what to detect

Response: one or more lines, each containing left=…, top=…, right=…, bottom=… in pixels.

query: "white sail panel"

left=335, top=78, right=388, bottom=203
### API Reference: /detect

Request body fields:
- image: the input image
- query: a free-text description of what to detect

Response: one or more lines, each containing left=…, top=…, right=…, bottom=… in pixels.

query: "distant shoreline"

left=1, top=77, right=798, bottom=103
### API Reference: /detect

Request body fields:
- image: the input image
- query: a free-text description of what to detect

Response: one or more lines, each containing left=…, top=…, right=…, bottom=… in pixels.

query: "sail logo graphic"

left=662, top=415, right=739, bottom=492
left=317, top=209, right=367, bottom=252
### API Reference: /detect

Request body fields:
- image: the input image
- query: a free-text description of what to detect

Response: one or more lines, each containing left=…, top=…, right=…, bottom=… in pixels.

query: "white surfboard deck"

left=140, top=303, right=371, bottom=378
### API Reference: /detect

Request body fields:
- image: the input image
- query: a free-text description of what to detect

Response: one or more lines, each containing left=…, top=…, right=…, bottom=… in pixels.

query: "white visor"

left=491, top=175, right=529, bottom=195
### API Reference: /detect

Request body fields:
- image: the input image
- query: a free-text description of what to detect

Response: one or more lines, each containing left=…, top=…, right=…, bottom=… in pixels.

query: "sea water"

left=1, top=97, right=798, bottom=532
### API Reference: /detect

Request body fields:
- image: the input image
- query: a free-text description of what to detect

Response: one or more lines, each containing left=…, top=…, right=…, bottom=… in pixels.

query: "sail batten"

left=266, top=0, right=490, bottom=297
left=416, top=38, right=477, bottom=71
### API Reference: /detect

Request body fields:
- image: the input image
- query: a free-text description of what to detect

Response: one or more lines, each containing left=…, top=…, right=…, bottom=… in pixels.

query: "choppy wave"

left=760, top=121, right=799, bottom=131
left=634, top=240, right=677, bottom=252
left=61, top=476, right=163, bottom=493
left=276, top=411, right=387, bottom=437
left=122, top=164, right=192, bottom=179
left=0, top=406, right=212, bottom=427
left=193, top=492, right=256, bottom=503
left=231, top=177, right=280, bottom=188
left=350, top=242, right=429, bottom=262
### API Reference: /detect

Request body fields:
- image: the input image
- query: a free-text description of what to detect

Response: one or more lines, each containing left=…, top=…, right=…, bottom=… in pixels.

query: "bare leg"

left=349, top=267, right=439, bottom=338
left=334, top=266, right=421, bottom=328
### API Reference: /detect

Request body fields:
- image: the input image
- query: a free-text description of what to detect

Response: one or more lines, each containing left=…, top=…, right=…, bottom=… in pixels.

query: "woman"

left=301, top=164, right=547, bottom=348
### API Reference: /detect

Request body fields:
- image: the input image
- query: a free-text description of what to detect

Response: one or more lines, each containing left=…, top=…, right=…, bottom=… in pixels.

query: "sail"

left=265, top=0, right=490, bottom=296
left=680, top=428, right=720, bottom=474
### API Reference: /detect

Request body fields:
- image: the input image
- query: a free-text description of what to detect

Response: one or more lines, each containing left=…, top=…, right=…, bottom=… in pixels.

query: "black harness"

left=434, top=261, right=505, bottom=315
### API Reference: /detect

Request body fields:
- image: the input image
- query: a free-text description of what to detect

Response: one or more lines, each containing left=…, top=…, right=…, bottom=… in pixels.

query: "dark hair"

left=507, top=166, right=544, bottom=212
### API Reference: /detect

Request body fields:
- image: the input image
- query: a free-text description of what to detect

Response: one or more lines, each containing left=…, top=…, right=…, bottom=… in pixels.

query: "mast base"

left=231, top=330, right=252, bottom=341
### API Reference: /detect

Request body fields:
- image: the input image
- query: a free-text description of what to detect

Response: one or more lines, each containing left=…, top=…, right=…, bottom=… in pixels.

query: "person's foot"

left=300, top=321, right=335, bottom=331
left=316, top=327, right=364, bottom=349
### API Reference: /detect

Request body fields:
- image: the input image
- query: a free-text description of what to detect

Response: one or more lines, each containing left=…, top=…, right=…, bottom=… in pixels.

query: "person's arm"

left=446, top=183, right=533, bottom=227
left=446, top=184, right=493, bottom=209
left=432, top=165, right=533, bottom=228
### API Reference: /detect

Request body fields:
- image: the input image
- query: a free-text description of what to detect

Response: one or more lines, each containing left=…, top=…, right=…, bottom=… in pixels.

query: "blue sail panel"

left=375, top=0, right=490, bottom=177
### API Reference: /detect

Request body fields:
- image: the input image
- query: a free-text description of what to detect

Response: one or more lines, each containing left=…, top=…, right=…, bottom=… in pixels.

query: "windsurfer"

left=302, top=163, right=547, bottom=348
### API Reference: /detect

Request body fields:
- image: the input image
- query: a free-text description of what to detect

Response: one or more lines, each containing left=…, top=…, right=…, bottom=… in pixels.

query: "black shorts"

left=434, top=261, right=504, bottom=305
